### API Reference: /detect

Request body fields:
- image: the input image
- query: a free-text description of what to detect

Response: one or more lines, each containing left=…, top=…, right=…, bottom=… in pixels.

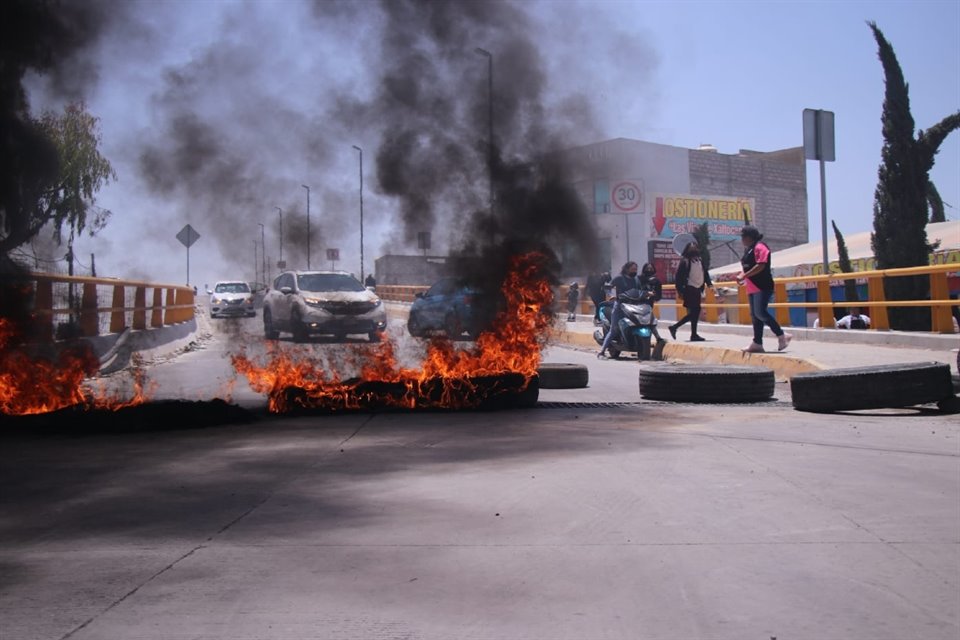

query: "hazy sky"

left=20, top=0, right=960, bottom=288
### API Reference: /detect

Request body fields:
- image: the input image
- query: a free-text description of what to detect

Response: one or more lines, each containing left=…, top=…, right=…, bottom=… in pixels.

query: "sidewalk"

left=554, top=317, right=959, bottom=379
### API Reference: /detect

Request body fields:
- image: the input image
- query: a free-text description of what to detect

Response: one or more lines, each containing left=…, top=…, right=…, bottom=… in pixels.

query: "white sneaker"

left=778, top=333, right=793, bottom=351
left=744, top=342, right=765, bottom=353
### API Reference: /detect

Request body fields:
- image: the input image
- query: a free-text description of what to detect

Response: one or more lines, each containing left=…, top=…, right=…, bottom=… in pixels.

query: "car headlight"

left=303, top=297, right=324, bottom=307
left=373, top=298, right=382, bottom=307
left=211, top=297, right=221, bottom=304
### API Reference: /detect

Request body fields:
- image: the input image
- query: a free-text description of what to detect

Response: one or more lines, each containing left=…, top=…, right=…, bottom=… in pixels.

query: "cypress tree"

left=869, top=22, right=959, bottom=329
left=692, top=222, right=711, bottom=274
left=927, top=180, right=945, bottom=223
left=831, top=220, right=859, bottom=304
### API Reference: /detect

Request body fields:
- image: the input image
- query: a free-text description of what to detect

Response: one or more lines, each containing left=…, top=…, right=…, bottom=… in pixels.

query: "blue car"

left=407, top=277, right=484, bottom=340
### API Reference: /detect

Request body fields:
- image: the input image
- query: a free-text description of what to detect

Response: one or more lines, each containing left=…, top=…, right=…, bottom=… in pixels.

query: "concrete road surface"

left=1, top=315, right=958, bottom=640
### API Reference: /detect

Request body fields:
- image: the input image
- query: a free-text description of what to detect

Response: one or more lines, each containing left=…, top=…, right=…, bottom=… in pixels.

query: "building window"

left=594, top=180, right=610, bottom=214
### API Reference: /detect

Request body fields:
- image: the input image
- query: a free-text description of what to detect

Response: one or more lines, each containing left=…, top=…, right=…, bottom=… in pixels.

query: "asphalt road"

left=1, top=314, right=958, bottom=639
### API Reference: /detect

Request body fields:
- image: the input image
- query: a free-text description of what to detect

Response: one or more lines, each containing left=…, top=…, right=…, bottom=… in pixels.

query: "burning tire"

left=638, top=364, right=775, bottom=403
left=791, top=362, right=954, bottom=413
left=537, top=363, right=589, bottom=389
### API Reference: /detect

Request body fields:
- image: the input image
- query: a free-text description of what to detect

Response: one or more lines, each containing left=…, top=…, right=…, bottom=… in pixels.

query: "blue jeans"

left=600, top=302, right=623, bottom=353
left=749, top=290, right=783, bottom=345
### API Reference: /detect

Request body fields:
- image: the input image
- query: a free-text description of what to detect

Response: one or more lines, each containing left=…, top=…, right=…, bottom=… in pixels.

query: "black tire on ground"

left=791, top=362, right=954, bottom=413
left=638, top=365, right=775, bottom=403
left=291, top=310, right=308, bottom=343
left=263, top=309, right=279, bottom=340
left=537, top=363, right=589, bottom=389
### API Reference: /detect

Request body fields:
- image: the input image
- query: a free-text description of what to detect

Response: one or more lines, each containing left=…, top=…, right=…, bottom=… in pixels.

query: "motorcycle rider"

left=597, top=261, right=639, bottom=359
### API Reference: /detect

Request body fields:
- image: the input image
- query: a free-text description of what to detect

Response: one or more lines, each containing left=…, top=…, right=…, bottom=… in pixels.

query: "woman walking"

left=737, top=226, right=792, bottom=352
left=669, top=241, right=718, bottom=342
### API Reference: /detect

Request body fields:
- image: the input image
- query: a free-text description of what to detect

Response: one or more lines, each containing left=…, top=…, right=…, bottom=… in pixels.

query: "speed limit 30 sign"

left=611, top=181, right=644, bottom=213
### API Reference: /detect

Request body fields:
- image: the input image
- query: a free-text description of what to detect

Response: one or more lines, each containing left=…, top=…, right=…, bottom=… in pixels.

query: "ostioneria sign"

left=651, top=194, right=755, bottom=240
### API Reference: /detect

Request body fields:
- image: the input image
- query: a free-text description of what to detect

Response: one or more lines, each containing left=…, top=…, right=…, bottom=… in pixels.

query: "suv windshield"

left=297, top=273, right=365, bottom=293
left=215, top=282, right=250, bottom=293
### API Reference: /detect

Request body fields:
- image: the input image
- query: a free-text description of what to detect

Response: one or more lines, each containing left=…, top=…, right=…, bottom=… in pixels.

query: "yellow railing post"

left=774, top=281, right=790, bottom=327
left=867, top=275, right=889, bottom=330
left=929, top=271, right=953, bottom=333
left=816, top=280, right=833, bottom=329
left=151, top=288, right=164, bottom=327
left=163, top=288, right=176, bottom=325
left=109, top=284, right=126, bottom=333
left=133, top=286, right=147, bottom=330
left=80, top=282, right=99, bottom=337
left=704, top=288, right=719, bottom=323
left=34, top=279, right=54, bottom=343
left=737, top=286, right=751, bottom=325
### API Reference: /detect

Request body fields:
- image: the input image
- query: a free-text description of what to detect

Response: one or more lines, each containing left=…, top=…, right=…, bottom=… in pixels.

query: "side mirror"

left=280, top=286, right=293, bottom=295
left=415, top=292, right=425, bottom=299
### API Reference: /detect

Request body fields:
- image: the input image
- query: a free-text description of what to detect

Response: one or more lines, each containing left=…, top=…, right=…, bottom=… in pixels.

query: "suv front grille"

left=321, top=300, right=377, bottom=315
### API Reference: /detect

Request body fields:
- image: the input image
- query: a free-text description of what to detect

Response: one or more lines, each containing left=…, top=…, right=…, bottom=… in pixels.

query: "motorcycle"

left=593, top=289, right=666, bottom=361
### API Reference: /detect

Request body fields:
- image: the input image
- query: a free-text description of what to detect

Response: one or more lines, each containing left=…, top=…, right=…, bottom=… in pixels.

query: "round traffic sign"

left=611, top=181, right=642, bottom=212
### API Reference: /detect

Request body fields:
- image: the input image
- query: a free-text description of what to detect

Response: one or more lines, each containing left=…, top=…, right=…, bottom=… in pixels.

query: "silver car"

left=262, top=271, right=387, bottom=342
left=208, top=281, right=255, bottom=318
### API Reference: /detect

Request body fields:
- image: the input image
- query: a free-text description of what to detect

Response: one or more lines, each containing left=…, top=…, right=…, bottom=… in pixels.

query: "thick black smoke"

left=358, top=0, right=600, bottom=306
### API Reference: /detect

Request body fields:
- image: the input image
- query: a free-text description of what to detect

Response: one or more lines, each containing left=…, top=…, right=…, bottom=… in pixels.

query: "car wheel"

left=263, top=308, right=279, bottom=340
left=791, top=362, right=954, bottom=413
left=407, top=315, right=424, bottom=338
left=445, top=314, right=462, bottom=340
left=537, top=363, right=589, bottom=389
left=291, top=310, right=309, bottom=343
left=638, top=365, right=775, bottom=403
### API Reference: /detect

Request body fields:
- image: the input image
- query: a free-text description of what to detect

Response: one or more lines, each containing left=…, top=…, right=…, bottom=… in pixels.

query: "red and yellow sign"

left=652, top=194, right=755, bottom=240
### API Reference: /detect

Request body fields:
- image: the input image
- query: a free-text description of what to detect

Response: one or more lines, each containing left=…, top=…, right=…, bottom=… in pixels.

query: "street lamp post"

left=301, top=184, right=311, bottom=270
left=276, top=206, right=283, bottom=268
left=258, top=223, right=266, bottom=284
left=351, top=145, right=364, bottom=281
left=474, top=47, right=494, bottom=233
left=253, top=240, right=259, bottom=285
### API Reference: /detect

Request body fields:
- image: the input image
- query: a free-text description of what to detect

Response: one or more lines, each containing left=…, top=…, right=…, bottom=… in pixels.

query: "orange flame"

left=232, top=252, right=555, bottom=412
left=0, top=317, right=151, bottom=416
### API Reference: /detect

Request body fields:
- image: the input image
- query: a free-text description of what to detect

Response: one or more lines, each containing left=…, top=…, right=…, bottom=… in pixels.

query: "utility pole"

left=302, top=184, right=311, bottom=270
left=276, top=206, right=283, bottom=268
left=352, top=145, right=365, bottom=281
left=258, top=223, right=266, bottom=282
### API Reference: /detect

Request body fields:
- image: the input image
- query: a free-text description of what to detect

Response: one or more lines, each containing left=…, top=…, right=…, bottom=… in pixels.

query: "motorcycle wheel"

left=638, top=337, right=651, bottom=361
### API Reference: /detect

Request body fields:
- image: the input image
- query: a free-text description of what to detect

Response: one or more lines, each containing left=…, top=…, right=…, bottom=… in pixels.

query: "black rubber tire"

left=263, top=308, right=279, bottom=340
left=368, top=331, right=382, bottom=343
left=638, top=365, right=775, bottom=403
left=291, top=310, right=308, bottom=343
left=537, top=363, right=589, bottom=389
left=407, top=315, right=424, bottom=338
left=445, top=313, right=462, bottom=340
left=791, top=362, right=954, bottom=413
left=638, top=337, right=651, bottom=361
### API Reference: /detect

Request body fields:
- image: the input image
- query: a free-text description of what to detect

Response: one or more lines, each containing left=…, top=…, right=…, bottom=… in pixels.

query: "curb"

left=550, top=329, right=823, bottom=380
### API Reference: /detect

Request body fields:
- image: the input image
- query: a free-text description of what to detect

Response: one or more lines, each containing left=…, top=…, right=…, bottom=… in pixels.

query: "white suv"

left=208, top=281, right=255, bottom=318
left=262, top=271, right=387, bottom=342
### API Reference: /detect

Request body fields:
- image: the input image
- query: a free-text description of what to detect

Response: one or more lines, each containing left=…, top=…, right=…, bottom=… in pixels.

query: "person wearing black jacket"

left=669, top=241, right=717, bottom=341
left=598, top=261, right=639, bottom=358
left=638, top=262, right=662, bottom=305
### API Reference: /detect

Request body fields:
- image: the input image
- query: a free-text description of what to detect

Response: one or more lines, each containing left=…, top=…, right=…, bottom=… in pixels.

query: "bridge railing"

left=377, top=262, right=959, bottom=334
left=23, top=273, right=195, bottom=342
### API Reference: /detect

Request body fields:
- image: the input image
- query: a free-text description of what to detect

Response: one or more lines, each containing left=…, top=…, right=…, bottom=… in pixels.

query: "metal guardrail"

left=376, top=262, right=959, bottom=334
left=25, top=272, right=195, bottom=341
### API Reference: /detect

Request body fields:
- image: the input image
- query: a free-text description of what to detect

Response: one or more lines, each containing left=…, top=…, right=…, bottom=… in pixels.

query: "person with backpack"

left=736, top=226, right=792, bottom=353
left=668, top=240, right=719, bottom=342
left=566, top=282, right=580, bottom=321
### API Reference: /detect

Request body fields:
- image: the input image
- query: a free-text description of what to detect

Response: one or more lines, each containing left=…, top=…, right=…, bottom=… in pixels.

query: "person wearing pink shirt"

left=736, top=226, right=792, bottom=353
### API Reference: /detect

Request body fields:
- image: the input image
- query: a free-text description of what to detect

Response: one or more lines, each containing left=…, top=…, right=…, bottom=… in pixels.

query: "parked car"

left=407, top=277, right=486, bottom=340
left=262, top=271, right=387, bottom=342
left=208, top=281, right=255, bottom=318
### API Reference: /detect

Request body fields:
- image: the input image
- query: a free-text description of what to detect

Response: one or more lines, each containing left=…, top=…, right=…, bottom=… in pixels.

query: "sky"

left=17, top=0, right=960, bottom=288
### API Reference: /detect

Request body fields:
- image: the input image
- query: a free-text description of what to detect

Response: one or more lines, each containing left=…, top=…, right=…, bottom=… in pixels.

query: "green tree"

left=869, top=22, right=960, bottom=329
left=831, top=220, right=858, bottom=304
left=927, top=180, right=945, bottom=223
left=0, top=102, right=115, bottom=255
left=692, top=222, right=711, bottom=274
